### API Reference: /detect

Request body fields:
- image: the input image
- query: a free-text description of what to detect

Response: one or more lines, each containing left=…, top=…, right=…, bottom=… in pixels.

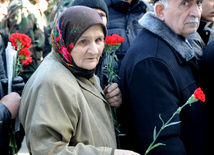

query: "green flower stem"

left=9, top=120, right=17, bottom=155
left=145, top=96, right=197, bottom=155
left=104, top=43, right=122, bottom=148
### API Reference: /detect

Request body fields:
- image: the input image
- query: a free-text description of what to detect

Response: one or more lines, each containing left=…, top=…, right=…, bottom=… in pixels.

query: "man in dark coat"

left=118, top=0, right=208, bottom=154
left=199, top=40, right=214, bottom=153
left=0, top=27, right=24, bottom=154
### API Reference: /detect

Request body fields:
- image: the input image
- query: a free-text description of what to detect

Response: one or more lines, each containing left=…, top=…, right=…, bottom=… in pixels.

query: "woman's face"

left=71, top=25, right=105, bottom=70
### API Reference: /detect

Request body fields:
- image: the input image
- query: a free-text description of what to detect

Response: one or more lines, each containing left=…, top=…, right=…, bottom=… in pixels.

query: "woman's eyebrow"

left=79, top=34, right=104, bottom=39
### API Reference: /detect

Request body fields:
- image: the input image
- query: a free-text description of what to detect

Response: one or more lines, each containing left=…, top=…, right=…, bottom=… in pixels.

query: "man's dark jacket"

left=118, top=12, right=208, bottom=155
left=0, top=28, right=12, bottom=154
left=200, top=40, right=214, bottom=153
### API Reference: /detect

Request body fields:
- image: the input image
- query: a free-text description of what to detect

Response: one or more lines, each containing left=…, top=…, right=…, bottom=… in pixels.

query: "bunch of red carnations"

left=9, top=33, right=33, bottom=76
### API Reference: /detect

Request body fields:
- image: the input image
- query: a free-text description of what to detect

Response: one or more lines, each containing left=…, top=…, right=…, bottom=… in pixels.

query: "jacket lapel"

left=75, top=76, right=108, bottom=104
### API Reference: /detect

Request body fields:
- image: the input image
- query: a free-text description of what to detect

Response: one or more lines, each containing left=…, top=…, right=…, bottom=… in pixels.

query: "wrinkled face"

left=201, top=0, right=214, bottom=22
left=162, top=0, right=203, bottom=38
left=0, top=1, right=9, bottom=22
left=71, top=25, right=105, bottom=70
left=94, top=8, right=107, bottom=26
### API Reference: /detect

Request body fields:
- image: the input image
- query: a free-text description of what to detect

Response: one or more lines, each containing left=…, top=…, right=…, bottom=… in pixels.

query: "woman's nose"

left=88, top=42, right=99, bottom=54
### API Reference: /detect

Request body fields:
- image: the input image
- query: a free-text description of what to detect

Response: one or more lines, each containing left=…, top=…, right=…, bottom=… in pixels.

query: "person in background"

left=199, top=39, right=214, bottom=153
left=118, top=0, right=208, bottom=154
left=71, top=0, right=108, bottom=26
left=0, top=2, right=26, bottom=154
left=0, top=0, right=9, bottom=23
left=19, top=6, right=139, bottom=155
left=104, top=0, right=153, bottom=69
left=49, top=0, right=74, bottom=32
left=198, top=0, right=214, bottom=45
left=33, top=0, right=49, bottom=13
left=49, top=0, right=108, bottom=37
left=31, top=0, right=51, bottom=58
left=1, top=0, right=46, bottom=82
left=188, top=0, right=214, bottom=58
left=0, top=0, right=9, bottom=76
left=204, top=0, right=214, bottom=31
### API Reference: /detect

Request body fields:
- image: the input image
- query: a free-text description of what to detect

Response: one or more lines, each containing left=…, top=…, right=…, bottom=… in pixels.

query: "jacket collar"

left=51, top=51, right=108, bottom=104
left=139, top=12, right=196, bottom=62
left=198, top=20, right=207, bottom=32
left=75, top=76, right=108, bottom=104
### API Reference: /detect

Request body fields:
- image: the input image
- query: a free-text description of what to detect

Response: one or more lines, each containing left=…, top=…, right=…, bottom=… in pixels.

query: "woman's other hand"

left=104, top=83, right=122, bottom=108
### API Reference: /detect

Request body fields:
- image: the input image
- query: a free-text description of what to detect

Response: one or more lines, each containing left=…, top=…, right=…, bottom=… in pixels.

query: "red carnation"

left=193, top=87, right=205, bottom=102
left=9, top=33, right=32, bottom=50
left=112, top=34, right=125, bottom=44
left=9, top=32, right=33, bottom=75
left=105, top=34, right=125, bottom=45
left=20, top=56, right=33, bottom=66
left=105, top=35, right=117, bottom=45
left=20, top=34, right=32, bottom=48
left=19, top=48, right=31, bottom=57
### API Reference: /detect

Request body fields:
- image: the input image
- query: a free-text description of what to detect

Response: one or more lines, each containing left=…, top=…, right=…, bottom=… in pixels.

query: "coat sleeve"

left=0, top=32, right=6, bottom=80
left=119, top=58, right=186, bottom=154
left=0, top=103, right=11, bottom=147
left=19, top=80, right=113, bottom=155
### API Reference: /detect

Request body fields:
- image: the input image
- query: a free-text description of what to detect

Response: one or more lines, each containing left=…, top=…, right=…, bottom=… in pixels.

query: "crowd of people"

left=0, top=0, right=214, bottom=154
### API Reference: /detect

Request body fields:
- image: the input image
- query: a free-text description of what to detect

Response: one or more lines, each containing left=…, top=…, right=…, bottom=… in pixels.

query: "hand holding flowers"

left=104, top=83, right=122, bottom=108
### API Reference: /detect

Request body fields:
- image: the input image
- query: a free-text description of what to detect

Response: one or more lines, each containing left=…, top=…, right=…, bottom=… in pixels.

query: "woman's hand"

left=104, top=83, right=122, bottom=108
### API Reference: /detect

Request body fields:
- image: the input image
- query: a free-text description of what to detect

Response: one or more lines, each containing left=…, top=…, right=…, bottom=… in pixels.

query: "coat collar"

left=51, top=51, right=108, bottom=104
left=75, top=76, right=108, bottom=104
left=139, top=12, right=196, bottom=62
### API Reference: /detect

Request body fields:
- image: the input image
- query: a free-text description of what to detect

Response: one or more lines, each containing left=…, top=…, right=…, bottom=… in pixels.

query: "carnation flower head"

left=193, top=87, right=205, bottom=102
left=9, top=33, right=33, bottom=69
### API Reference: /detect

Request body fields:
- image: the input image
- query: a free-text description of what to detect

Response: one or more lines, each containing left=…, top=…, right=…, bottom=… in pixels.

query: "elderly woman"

left=19, top=6, right=138, bottom=155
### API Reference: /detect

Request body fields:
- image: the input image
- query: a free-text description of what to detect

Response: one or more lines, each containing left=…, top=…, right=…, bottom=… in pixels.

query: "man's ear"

left=155, top=4, right=165, bottom=21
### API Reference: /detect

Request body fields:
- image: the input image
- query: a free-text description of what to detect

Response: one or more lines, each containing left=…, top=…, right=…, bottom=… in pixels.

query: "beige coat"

left=19, top=51, right=117, bottom=155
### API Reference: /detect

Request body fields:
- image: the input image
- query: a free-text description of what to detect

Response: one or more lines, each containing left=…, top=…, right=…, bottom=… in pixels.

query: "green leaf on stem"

left=165, top=121, right=181, bottom=128
left=159, top=114, right=165, bottom=126
left=150, top=143, right=166, bottom=150
left=153, top=126, right=156, bottom=141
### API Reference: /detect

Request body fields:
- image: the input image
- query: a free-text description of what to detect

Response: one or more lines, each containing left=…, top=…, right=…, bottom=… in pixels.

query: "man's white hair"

left=155, top=0, right=168, bottom=8
left=154, top=0, right=169, bottom=16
